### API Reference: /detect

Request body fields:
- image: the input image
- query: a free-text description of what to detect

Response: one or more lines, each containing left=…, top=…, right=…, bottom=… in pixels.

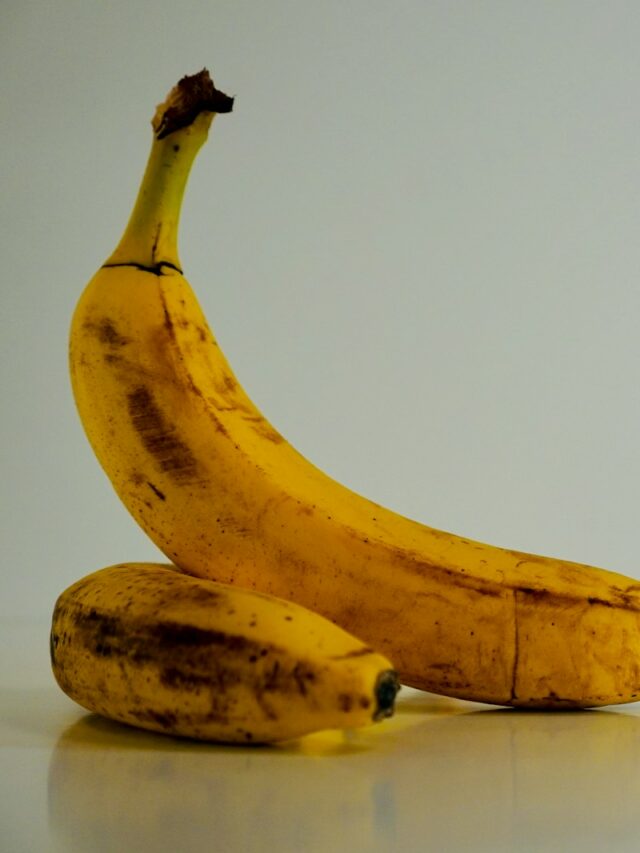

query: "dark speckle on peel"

left=130, top=708, right=178, bottom=730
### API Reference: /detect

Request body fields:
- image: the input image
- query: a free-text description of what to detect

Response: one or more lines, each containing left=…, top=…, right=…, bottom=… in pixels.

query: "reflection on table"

left=47, top=690, right=640, bottom=852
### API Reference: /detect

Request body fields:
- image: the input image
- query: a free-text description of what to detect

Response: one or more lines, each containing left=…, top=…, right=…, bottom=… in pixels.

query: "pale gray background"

left=2, top=5, right=640, bottom=853
left=2, top=1, right=639, bottom=635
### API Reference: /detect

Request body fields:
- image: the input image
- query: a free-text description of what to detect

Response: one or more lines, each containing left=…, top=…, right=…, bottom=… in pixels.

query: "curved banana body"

left=69, top=70, right=640, bottom=708
left=50, top=562, right=398, bottom=743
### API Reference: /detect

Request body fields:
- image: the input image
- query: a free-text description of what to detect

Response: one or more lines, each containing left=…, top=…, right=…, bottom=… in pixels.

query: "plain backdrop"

left=2, top=2, right=639, bottom=640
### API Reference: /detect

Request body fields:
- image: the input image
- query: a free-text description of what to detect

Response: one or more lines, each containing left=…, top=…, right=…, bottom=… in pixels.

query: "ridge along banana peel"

left=50, top=563, right=399, bottom=743
left=70, top=69, right=640, bottom=709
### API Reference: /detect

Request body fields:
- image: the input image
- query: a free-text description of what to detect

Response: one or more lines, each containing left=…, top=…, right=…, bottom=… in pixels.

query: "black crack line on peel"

left=102, top=261, right=183, bottom=276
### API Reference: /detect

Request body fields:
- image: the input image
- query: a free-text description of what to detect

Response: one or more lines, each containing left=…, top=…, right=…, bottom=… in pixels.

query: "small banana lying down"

left=50, top=563, right=399, bottom=743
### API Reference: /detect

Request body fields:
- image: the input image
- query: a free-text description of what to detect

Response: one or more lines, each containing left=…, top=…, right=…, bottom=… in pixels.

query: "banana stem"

left=105, top=70, right=233, bottom=272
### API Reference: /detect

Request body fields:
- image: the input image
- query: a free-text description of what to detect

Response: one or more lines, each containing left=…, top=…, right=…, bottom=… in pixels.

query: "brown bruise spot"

left=255, top=423, right=285, bottom=444
left=516, top=586, right=640, bottom=613
left=241, top=414, right=285, bottom=444
left=86, top=318, right=131, bottom=348
left=67, top=607, right=147, bottom=663
left=129, top=471, right=167, bottom=502
left=129, top=708, right=178, bottom=730
left=421, top=661, right=471, bottom=693
left=69, top=601, right=271, bottom=672
left=207, top=392, right=254, bottom=416
left=208, top=411, right=230, bottom=437
left=209, top=373, right=254, bottom=415
left=338, top=693, right=353, bottom=712
left=296, top=503, right=315, bottom=517
left=208, top=371, right=239, bottom=401
left=151, top=621, right=257, bottom=650
left=384, top=545, right=505, bottom=600
left=160, top=666, right=214, bottom=690
left=223, top=374, right=238, bottom=394
left=214, top=513, right=254, bottom=539
left=126, top=386, right=199, bottom=482
left=153, top=303, right=232, bottom=442
left=587, top=596, right=613, bottom=608
left=292, top=662, right=316, bottom=696
left=254, top=693, right=278, bottom=721
left=161, top=302, right=176, bottom=337
left=262, top=660, right=282, bottom=690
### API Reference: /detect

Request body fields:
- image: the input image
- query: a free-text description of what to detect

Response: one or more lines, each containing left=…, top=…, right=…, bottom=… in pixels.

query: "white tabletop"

left=3, top=620, right=640, bottom=853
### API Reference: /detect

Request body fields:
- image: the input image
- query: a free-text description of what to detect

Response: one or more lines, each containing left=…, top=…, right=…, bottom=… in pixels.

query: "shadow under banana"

left=48, top=698, right=640, bottom=852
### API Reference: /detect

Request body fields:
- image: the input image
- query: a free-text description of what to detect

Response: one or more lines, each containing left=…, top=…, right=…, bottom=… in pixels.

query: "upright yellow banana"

left=69, top=69, right=640, bottom=708
left=51, top=562, right=398, bottom=743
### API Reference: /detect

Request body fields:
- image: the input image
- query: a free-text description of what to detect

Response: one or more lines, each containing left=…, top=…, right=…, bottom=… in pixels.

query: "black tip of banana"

left=153, top=68, right=234, bottom=139
left=373, top=669, right=400, bottom=721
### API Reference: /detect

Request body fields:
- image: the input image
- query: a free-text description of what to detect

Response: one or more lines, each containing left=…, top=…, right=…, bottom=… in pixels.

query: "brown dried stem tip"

left=152, top=69, right=234, bottom=140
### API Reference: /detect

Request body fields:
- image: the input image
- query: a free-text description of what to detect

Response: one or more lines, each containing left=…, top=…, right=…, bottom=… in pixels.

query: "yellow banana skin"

left=69, top=70, right=640, bottom=709
left=50, top=562, right=399, bottom=743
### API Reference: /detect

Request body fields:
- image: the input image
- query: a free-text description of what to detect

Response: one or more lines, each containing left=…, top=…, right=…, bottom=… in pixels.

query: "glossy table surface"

left=3, top=621, right=640, bottom=853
